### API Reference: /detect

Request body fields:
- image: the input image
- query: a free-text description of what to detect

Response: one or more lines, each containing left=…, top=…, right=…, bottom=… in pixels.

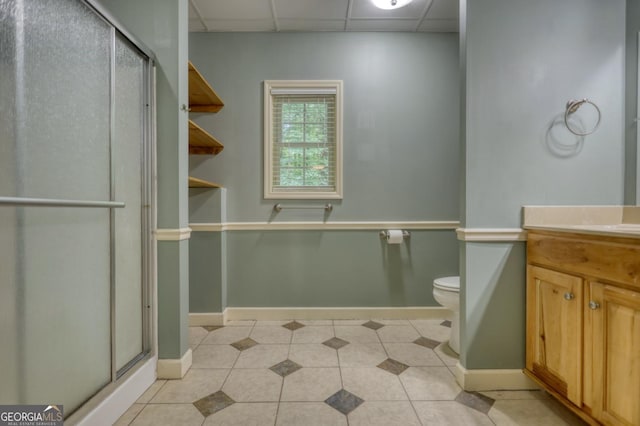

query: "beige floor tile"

left=225, top=320, right=256, bottom=326
left=334, top=326, right=380, bottom=343
left=480, top=389, right=548, bottom=400
left=399, top=367, right=461, bottom=401
left=136, top=380, right=167, bottom=403
left=348, top=401, right=421, bottom=426
left=383, top=343, right=444, bottom=367
left=234, top=344, right=289, bottom=369
left=255, top=320, right=289, bottom=326
left=288, top=344, right=339, bottom=367
left=250, top=326, right=292, bottom=344
left=276, top=402, right=347, bottom=426
left=129, top=404, right=204, bottom=426
left=192, top=344, right=240, bottom=369
left=281, top=368, right=342, bottom=402
left=298, top=320, right=333, bottom=325
left=190, top=326, right=210, bottom=347
left=291, top=326, right=334, bottom=344
left=223, top=369, right=283, bottom=402
left=434, top=342, right=459, bottom=366
left=202, top=327, right=252, bottom=345
left=413, top=401, right=495, bottom=425
left=114, top=403, right=145, bottom=425
left=338, top=342, right=388, bottom=367
left=203, top=402, right=278, bottom=426
left=372, top=319, right=411, bottom=325
left=377, top=325, right=421, bottom=343
left=341, top=368, right=407, bottom=401
left=489, top=399, right=586, bottom=425
left=409, top=319, right=451, bottom=342
left=150, top=369, right=229, bottom=403
left=333, top=320, right=365, bottom=325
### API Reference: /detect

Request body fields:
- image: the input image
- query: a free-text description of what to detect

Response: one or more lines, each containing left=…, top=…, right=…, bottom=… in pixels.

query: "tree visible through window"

left=277, top=97, right=332, bottom=187
left=264, top=81, right=343, bottom=199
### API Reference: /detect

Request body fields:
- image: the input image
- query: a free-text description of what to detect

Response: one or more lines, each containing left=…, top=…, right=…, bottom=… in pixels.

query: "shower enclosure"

left=0, top=0, right=155, bottom=418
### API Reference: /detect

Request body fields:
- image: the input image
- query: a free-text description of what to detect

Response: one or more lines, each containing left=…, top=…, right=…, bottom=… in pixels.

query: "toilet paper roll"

left=386, top=230, right=404, bottom=244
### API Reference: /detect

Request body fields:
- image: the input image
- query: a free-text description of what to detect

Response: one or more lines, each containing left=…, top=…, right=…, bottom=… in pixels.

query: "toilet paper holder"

left=379, top=230, right=411, bottom=239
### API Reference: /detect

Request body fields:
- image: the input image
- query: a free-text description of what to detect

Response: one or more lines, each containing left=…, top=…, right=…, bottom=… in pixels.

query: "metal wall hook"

left=564, top=98, right=601, bottom=136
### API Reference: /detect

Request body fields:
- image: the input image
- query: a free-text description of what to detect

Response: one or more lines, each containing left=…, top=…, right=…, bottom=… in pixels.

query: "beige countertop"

left=522, top=206, right=640, bottom=238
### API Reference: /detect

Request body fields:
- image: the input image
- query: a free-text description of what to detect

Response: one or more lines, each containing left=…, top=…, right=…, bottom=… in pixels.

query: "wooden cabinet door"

left=527, top=266, right=583, bottom=405
left=589, top=282, right=640, bottom=426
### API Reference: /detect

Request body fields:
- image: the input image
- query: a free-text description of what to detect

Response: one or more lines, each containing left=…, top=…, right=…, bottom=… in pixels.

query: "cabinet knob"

left=589, top=300, right=600, bottom=310
left=564, top=292, right=575, bottom=301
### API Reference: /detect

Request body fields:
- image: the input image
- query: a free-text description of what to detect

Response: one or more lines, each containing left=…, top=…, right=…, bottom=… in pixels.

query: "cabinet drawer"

left=527, top=232, right=640, bottom=290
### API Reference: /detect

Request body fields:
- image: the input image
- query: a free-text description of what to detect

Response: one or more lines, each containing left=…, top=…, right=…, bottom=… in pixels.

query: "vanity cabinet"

left=588, top=282, right=640, bottom=425
left=526, top=265, right=583, bottom=406
left=526, top=230, right=640, bottom=426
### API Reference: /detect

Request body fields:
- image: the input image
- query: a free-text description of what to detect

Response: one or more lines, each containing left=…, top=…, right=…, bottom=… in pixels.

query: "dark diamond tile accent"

left=455, top=391, right=495, bottom=414
left=193, top=390, right=235, bottom=417
left=325, top=389, right=364, bottom=415
left=441, top=320, right=452, bottom=328
left=413, top=336, right=441, bottom=349
left=203, top=325, right=223, bottom=332
left=270, top=359, right=302, bottom=377
left=377, top=358, right=410, bottom=375
left=230, top=337, right=258, bottom=351
left=323, top=337, right=350, bottom=350
left=282, top=321, right=305, bottom=331
left=362, top=320, right=384, bottom=330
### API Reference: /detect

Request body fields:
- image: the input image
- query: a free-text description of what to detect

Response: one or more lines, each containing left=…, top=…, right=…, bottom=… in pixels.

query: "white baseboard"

left=223, top=306, right=450, bottom=321
left=454, top=362, right=539, bottom=391
left=189, top=312, right=224, bottom=326
left=157, top=349, right=192, bottom=379
left=74, top=357, right=156, bottom=426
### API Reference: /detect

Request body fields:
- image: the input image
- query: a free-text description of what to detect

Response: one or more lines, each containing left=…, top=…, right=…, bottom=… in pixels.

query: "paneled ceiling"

left=189, top=0, right=458, bottom=33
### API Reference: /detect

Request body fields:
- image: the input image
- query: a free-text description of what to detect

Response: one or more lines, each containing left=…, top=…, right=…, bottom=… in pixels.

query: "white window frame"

left=264, top=80, right=343, bottom=199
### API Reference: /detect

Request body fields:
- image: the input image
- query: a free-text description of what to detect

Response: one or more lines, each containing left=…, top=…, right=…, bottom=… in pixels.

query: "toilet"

left=432, top=276, right=460, bottom=354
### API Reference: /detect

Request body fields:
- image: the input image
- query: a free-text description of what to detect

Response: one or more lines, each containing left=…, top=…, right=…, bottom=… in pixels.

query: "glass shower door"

left=114, top=34, right=147, bottom=374
left=0, top=0, right=153, bottom=417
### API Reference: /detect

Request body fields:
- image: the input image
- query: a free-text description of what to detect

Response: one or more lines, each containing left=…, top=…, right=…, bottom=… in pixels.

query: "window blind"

left=271, top=94, right=337, bottom=192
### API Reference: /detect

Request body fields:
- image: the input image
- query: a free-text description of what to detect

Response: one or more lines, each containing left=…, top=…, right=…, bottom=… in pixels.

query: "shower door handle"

left=0, top=196, right=125, bottom=208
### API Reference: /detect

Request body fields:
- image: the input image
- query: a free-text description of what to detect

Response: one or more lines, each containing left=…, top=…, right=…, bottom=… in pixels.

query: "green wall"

left=461, top=0, right=626, bottom=369
left=189, top=232, right=223, bottom=313
left=189, top=32, right=460, bottom=222
left=626, top=0, right=640, bottom=204
left=226, top=230, right=458, bottom=307
left=188, top=32, right=461, bottom=310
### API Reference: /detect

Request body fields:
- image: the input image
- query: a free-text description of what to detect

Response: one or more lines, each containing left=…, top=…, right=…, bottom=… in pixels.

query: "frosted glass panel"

left=0, top=2, right=19, bottom=402
left=19, top=0, right=111, bottom=200
left=22, top=208, right=111, bottom=413
left=0, top=0, right=112, bottom=416
left=114, top=36, right=145, bottom=371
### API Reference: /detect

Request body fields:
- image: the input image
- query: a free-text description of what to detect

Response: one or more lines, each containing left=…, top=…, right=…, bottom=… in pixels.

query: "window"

left=264, top=80, right=343, bottom=199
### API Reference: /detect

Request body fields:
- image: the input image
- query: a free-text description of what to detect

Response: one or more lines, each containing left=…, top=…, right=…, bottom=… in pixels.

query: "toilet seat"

left=433, top=276, right=459, bottom=292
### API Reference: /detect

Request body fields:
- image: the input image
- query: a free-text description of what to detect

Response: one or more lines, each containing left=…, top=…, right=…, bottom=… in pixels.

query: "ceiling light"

left=371, top=0, right=414, bottom=10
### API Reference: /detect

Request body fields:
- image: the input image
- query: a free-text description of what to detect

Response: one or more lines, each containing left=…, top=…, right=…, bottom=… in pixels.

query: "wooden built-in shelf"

left=188, top=61, right=224, bottom=113
left=188, top=176, right=221, bottom=188
left=188, top=61, right=224, bottom=190
left=189, top=120, right=223, bottom=155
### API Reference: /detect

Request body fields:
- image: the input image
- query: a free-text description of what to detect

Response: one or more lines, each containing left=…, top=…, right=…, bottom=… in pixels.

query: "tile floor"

left=115, top=319, right=586, bottom=425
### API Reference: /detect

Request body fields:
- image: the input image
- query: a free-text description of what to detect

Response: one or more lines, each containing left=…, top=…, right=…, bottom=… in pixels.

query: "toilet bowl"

left=433, top=276, right=460, bottom=354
